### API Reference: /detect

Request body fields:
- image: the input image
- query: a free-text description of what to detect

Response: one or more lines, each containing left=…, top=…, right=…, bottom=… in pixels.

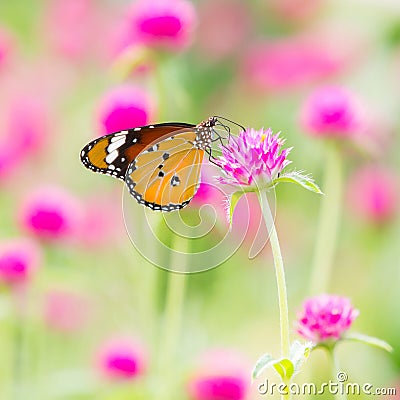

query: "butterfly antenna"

left=213, top=116, right=246, bottom=132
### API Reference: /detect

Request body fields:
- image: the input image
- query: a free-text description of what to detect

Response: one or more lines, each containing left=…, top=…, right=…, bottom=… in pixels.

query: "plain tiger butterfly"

left=80, top=116, right=240, bottom=211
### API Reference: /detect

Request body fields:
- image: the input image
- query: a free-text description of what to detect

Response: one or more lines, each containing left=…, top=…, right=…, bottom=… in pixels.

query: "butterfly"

left=80, top=116, right=238, bottom=211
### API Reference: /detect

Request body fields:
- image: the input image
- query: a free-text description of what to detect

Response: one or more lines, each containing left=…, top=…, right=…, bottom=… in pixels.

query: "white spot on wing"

left=105, top=150, right=119, bottom=164
left=107, top=138, right=125, bottom=153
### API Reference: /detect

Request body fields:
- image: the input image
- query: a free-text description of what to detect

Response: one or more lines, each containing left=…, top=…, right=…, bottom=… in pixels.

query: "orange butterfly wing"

left=125, top=131, right=205, bottom=211
left=80, top=123, right=195, bottom=180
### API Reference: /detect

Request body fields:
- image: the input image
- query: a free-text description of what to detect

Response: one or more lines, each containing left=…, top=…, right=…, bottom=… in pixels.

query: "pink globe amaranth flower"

left=300, top=85, right=363, bottom=138
left=347, top=166, right=398, bottom=224
left=243, top=37, right=343, bottom=92
left=188, top=349, right=249, bottom=400
left=98, top=85, right=153, bottom=135
left=0, top=95, right=48, bottom=181
left=0, top=239, right=41, bottom=286
left=0, top=28, right=12, bottom=68
left=77, top=193, right=124, bottom=248
left=215, top=128, right=291, bottom=188
left=46, top=0, right=97, bottom=60
left=19, top=186, right=82, bottom=241
left=297, top=294, right=359, bottom=343
left=266, top=0, right=323, bottom=23
left=7, top=95, right=48, bottom=154
left=44, top=290, right=90, bottom=333
left=196, top=0, right=250, bottom=61
left=96, top=337, right=146, bottom=380
left=123, top=0, right=196, bottom=51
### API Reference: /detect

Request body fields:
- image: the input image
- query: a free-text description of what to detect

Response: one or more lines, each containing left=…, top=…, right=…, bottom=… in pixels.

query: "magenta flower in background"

left=0, top=95, right=48, bottom=181
left=197, top=0, right=250, bottom=61
left=187, top=349, right=249, bottom=400
left=96, top=337, right=146, bottom=380
left=46, top=0, right=98, bottom=60
left=121, top=0, right=196, bottom=51
left=44, top=290, right=90, bottom=333
left=300, top=85, right=362, bottom=137
left=98, top=85, right=153, bottom=135
left=0, top=27, right=12, bottom=68
left=7, top=95, right=48, bottom=154
left=19, top=186, right=82, bottom=241
left=215, top=128, right=291, bottom=188
left=77, top=193, right=124, bottom=248
left=347, top=166, right=398, bottom=224
left=0, top=239, right=41, bottom=286
left=243, top=37, right=343, bottom=92
left=266, top=0, right=322, bottom=22
left=297, top=294, right=359, bottom=343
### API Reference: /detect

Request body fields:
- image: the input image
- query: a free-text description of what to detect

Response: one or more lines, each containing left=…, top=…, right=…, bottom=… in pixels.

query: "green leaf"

left=227, top=191, right=246, bottom=227
left=273, top=358, right=294, bottom=380
left=274, top=171, right=323, bottom=194
left=343, top=332, right=393, bottom=353
left=252, top=353, right=276, bottom=380
left=290, top=341, right=314, bottom=376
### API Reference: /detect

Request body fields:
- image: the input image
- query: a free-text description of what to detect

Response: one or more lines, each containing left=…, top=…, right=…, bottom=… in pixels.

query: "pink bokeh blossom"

left=98, top=85, right=153, bottom=135
left=44, top=290, right=90, bottom=333
left=0, top=95, right=48, bottom=181
left=19, top=186, right=82, bottom=241
left=300, top=85, right=363, bottom=138
left=119, top=0, right=196, bottom=52
left=297, top=294, right=359, bottom=343
left=188, top=349, right=249, bottom=400
left=96, top=337, right=146, bottom=380
left=347, top=166, right=398, bottom=224
left=243, top=37, right=345, bottom=92
left=266, top=0, right=323, bottom=23
left=77, top=193, right=124, bottom=248
left=196, top=0, right=250, bottom=61
left=0, top=28, right=12, bottom=68
left=0, top=238, right=41, bottom=286
left=45, top=0, right=113, bottom=63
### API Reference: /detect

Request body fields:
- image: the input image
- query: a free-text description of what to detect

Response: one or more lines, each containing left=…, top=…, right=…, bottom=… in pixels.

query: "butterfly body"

left=80, top=117, right=218, bottom=211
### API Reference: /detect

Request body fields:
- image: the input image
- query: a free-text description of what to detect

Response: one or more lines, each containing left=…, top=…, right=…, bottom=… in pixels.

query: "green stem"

left=12, top=289, right=26, bottom=400
left=309, top=144, right=343, bottom=294
left=328, top=346, right=347, bottom=400
left=258, top=190, right=291, bottom=400
left=158, top=236, right=188, bottom=399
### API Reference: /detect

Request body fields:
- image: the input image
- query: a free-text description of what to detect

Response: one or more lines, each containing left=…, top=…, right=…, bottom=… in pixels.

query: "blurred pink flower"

left=19, top=186, right=82, bottom=241
left=121, top=0, right=196, bottom=51
left=0, top=238, right=41, bottom=286
left=188, top=349, right=249, bottom=400
left=0, top=28, right=12, bottom=68
left=297, top=294, right=359, bottom=343
left=243, top=37, right=344, bottom=92
left=266, top=0, right=323, bottom=23
left=96, top=337, right=146, bottom=380
left=46, top=0, right=107, bottom=61
left=347, top=166, right=398, bottom=224
left=196, top=0, right=250, bottom=61
left=44, top=290, right=90, bottom=333
left=98, top=85, right=153, bottom=135
left=0, top=95, right=48, bottom=181
left=215, top=128, right=291, bottom=188
left=191, top=166, right=226, bottom=207
left=300, top=85, right=362, bottom=138
left=77, top=193, right=124, bottom=248
left=7, top=95, right=48, bottom=153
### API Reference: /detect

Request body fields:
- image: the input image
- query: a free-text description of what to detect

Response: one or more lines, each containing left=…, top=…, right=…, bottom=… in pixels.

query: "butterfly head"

left=194, top=117, right=218, bottom=150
